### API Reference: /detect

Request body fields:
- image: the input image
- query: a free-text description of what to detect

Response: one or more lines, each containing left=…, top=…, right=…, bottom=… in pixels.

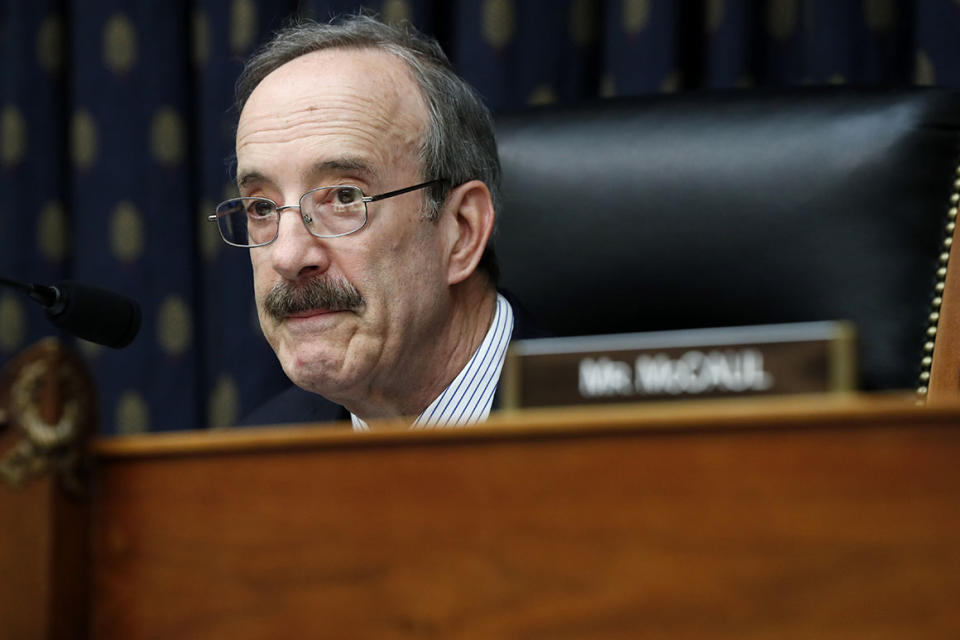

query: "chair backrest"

left=494, top=87, right=960, bottom=392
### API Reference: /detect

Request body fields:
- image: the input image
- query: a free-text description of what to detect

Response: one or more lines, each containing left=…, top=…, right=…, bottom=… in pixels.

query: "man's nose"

left=268, top=206, right=330, bottom=280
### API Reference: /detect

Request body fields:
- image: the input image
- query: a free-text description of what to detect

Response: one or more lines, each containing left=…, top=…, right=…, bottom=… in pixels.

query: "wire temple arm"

left=367, top=179, right=446, bottom=203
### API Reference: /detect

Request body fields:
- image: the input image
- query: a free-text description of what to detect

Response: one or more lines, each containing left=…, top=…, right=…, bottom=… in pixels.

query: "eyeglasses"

left=209, top=179, right=444, bottom=248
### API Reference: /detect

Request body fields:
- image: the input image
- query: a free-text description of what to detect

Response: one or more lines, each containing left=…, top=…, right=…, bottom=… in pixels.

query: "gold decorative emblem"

left=767, top=0, right=798, bottom=41
left=600, top=73, right=617, bottom=98
left=527, top=85, right=557, bottom=107
left=103, top=13, right=137, bottom=74
left=110, top=200, right=144, bottom=262
left=158, top=295, right=193, bottom=356
left=115, top=390, right=149, bottom=434
left=230, top=0, right=257, bottom=55
left=37, top=200, right=68, bottom=264
left=383, top=0, right=411, bottom=25
left=0, top=295, right=26, bottom=354
left=914, top=50, right=936, bottom=86
left=1, top=104, right=26, bottom=168
left=483, top=0, right=516, bottom=50
left=192, top=8, right=210, bottom=67
left=569, top=0, right=596, bottom=46
left=150, top=107, right=185, bottom=167
left=863, top=0, right=896, bottom=32
left=623, top=0, right=651, bottom=34
left=36, top=13, right=63, bottom=73
left=0, top=339, right=95, bottom=490
left=71, top=109, right=98, bottom=171
left=660, top=69, right=681, bottom=94
left=707, top=0, right=725, bottom=33
left=208, top=375, right=239, bottom=429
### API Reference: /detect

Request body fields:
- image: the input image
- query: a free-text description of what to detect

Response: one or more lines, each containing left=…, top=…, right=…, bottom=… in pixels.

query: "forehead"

left=236, top=47, right=428, bottom=183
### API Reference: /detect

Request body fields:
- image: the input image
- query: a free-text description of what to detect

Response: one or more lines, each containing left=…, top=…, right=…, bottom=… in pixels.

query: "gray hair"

left=235, top=14, right=500, bottom=281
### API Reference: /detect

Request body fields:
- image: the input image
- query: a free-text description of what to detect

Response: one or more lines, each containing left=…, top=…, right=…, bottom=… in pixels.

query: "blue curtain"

left=2, top=0, right=958, bottom=434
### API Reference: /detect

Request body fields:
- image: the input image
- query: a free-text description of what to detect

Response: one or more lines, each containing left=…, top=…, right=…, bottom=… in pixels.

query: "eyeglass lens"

left=215, top=186, right=367, bottom=246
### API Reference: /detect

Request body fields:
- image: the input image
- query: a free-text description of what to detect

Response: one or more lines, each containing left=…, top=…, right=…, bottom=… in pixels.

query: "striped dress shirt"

left=351, top=293, right=514, bottom=430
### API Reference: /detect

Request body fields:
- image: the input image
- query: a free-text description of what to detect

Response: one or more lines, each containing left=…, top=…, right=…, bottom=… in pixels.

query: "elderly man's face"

left=236, top=48, right=451, bottom=405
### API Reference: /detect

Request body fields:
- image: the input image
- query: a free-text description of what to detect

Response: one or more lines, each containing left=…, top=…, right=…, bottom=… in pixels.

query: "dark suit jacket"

left=238, top=292, right=547, bottom=427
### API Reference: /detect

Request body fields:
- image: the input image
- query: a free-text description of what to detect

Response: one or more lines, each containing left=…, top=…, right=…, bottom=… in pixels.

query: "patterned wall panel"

left=0, top=2, right=68, bottom=362
left=67, top=4, right=198, bottom=433
left=1, top=0, right=958, bottom=434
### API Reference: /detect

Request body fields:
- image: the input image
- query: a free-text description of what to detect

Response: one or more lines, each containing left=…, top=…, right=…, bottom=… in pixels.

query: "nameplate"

left=501, top=321, right=856, bottom=409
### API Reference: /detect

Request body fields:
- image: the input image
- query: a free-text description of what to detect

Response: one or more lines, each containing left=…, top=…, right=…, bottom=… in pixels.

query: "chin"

left=278, top=340, right=350, bottom=398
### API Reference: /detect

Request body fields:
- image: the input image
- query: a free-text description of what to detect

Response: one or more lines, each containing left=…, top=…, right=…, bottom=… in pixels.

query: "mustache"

left=263, top=276, right=365, bottom=320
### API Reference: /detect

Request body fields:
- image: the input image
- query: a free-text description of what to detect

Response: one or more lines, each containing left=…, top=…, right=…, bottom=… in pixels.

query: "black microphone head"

left=45, top=281, right=142, bottom=348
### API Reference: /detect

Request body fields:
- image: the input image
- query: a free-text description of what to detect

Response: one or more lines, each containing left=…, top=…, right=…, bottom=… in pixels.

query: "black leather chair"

left=494, top=87, right=960, bottom=393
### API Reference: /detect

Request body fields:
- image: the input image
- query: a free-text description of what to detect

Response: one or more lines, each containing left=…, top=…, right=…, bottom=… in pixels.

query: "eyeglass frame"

left=208, top=178, right=446, bottom=248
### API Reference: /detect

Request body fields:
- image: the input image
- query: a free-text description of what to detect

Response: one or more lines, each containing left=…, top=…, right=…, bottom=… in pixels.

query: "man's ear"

left=441, top=180, right=495, bottom=286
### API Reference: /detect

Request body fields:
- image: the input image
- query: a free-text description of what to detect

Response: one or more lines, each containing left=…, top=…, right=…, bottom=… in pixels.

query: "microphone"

left=0, top=276, right=141, bottom=348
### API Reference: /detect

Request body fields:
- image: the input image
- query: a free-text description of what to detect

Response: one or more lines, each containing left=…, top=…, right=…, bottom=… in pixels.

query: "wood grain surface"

left=0, top=477, right=89, bottom=640
left=0, top=479, right=54, bottom=638
left=88, top=397, right=960, bottom=639
left=93, top=392, right=933, bottom=457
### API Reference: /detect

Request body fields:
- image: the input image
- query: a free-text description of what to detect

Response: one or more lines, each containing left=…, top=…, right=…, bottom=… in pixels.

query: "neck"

left=345, top=276, right=497, bottom=422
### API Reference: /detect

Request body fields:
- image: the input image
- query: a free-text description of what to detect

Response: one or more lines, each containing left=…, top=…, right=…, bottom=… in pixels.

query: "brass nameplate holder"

left=502, top=321, right=856, bottom=409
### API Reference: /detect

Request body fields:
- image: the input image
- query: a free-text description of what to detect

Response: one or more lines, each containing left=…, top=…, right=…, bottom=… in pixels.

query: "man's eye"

left=336, top=188, right=360, bottom=204
left=249, top=200, right=274, bottom=217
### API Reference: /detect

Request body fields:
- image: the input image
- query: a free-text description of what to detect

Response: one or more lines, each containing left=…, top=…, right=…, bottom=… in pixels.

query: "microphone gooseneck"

left=0, top=276, right=58, bottom=308
left=0, top=276, right=142, bottom=349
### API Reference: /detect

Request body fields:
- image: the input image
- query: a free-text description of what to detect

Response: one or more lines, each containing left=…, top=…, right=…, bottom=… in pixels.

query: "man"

left=213, top=15, right=542, bottom=429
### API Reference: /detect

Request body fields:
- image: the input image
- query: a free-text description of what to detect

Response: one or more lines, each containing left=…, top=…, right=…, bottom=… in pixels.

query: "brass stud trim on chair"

left=918, top=161, right=960, bottom=403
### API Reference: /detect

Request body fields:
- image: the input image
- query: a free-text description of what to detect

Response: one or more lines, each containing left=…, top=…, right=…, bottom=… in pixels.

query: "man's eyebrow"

left=236, top=159, right=380, bottom=190
left=311, top=158, right=380, bottom=182
left=237, top=170, right=269, bottom=190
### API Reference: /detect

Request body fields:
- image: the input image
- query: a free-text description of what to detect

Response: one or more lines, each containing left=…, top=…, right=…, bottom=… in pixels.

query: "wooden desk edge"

left=91, top=391, right=960, bottom=460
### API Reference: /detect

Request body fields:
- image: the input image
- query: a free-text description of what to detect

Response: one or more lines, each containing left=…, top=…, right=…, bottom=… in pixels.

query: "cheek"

left=249, top=252, right=276, bottom=330
left=371, top=236, right=432, bottom=287
left=377, top=235, right=446, bottom=309
left=250, top=250, right=273, bottom=295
